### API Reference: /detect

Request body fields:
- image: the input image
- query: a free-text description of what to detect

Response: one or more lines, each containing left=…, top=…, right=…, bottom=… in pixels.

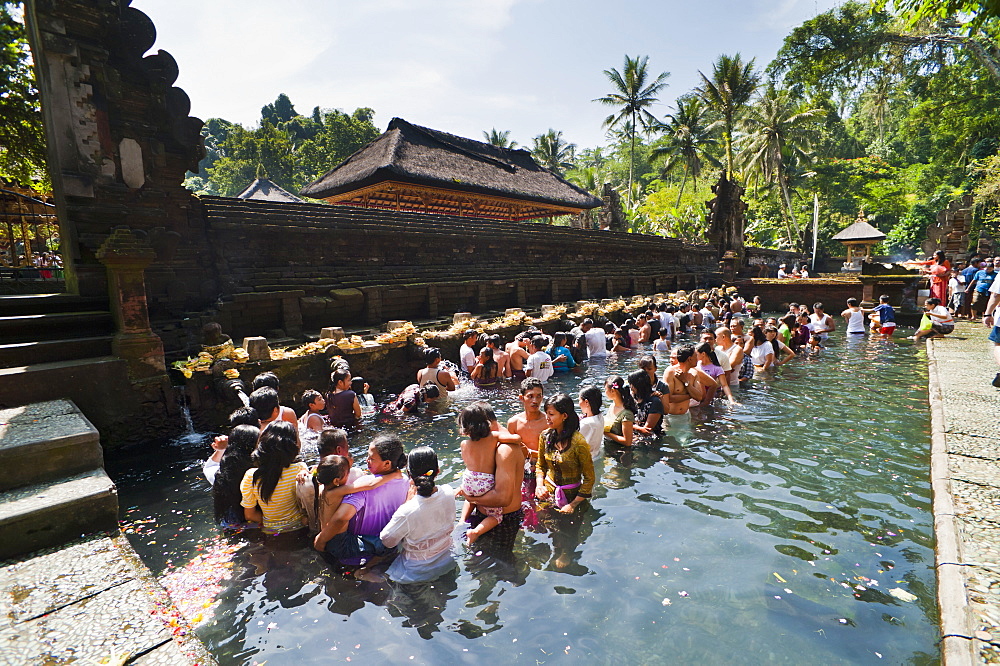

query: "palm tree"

left=696, top=53, right=761, bottom=180
left=740, top=86, right=822, bottom=247
left=531, top=129, right=576, bottom=175
left=483, top=128, right=518, bottom=149
left=594, top=55, right=670, bottom=205
left=653, top=97, right=722, bottom=206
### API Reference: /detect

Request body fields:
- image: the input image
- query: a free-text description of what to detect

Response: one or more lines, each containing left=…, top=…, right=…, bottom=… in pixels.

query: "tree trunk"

left=779, top=173, right=799, bottom=250
left=676, top=161, right=690, bottom=208
left=627, top=110, right=636, bottom=208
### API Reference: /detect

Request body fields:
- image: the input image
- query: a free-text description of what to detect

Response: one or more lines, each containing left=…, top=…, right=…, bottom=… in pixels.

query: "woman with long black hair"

left=212, top=424, right=260, bottom=527
left=535, top=394, right=595, bottom=515
left=239, top=421, right=308, bottom=534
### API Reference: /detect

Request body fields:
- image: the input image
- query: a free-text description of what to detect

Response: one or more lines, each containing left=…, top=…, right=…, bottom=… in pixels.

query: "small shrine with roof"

left=300, top=118, right=602, bottom=221
left=832, top=210, right=886, bottom=271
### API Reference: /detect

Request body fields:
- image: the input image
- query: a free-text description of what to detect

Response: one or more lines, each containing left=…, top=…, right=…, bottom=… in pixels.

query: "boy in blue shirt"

left=869, top=294, right=896, bottom=339
left=971, top=262, right=997, bottom=319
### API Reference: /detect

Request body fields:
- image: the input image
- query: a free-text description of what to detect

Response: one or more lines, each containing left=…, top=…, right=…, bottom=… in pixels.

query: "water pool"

left=111, top=329, right=938, bottom=664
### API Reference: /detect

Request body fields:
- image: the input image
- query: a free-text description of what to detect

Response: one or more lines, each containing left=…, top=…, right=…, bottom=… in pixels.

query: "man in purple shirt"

left=313, top=435, right=410, bottom=565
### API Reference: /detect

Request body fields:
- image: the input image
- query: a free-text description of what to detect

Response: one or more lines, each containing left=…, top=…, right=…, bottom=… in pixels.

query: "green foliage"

left=531, top=129, right=576, bottom=176
left=885, top=202, right=935, bottom=257
left=637, top=178, right=712, bottom=241
left=483, top=128, right=518, bottom=149
left=0, top=3, right=48, bottom=188
left=696, top=53, right=761, bottom=179
left=594, top=55, right=670, bottom=203
left=874, top=0, right=1000, bottom=32
left=194, top=96, right=379, bottom=197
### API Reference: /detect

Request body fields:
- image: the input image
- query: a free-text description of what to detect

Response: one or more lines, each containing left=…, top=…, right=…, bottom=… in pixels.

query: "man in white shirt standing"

left=459, top=330, right=479, bottom=374
left=525, top=335, right=554, bottom=382
left=777, top=264, right=788, bottom=279
left=580, top=318, right=607, bottom=359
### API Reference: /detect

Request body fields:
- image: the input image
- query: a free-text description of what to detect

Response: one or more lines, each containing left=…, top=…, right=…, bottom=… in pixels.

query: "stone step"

left=0, top=293, right=109, bottom=316
left=0, top=468, right=118, bottom=560
left=0, top=335, right=114, bottom=369
left=0, top=399, right=103, bottom=492
left=0, top=357, right=134, bottom=440
left=0, top=310, right=114, bottom=344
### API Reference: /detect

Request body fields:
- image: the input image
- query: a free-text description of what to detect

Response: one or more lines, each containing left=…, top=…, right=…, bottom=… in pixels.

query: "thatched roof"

left=299, top=118, right=602, bottom=220
left=831, top=219, right=886, bottom=243
left=237, top=178, right=304, bottom=203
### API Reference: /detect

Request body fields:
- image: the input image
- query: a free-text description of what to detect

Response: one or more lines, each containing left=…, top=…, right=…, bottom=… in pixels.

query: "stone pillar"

left=516, top=281, right=527, bottom=307
left=605, top=278, right=614, bottom=299
left=281, top=294, right=303, bottom=337
left=550, top=279, right=560, bottom=303
left=579, top=277, right=588, bottom=299
left=426, top=285, right=439, bottom=318
left=362, top=287, right=383, bottom=325
left=473, top=282, right=486, bottom=312
left=96, top=228, right=166, bottom=380
left=721, top=251, right=738, bottom=284
left=859, top=278, right=876, bottom=309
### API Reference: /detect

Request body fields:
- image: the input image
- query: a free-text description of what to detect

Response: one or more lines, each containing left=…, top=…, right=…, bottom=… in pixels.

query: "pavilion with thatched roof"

left=236, top=177, right=304, bottom=203
left=832, top=212, right=887, bottom=269
left=300, top=118, right=602, bottom=221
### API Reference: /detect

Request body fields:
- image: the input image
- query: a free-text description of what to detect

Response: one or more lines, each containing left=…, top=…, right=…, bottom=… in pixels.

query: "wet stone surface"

left=0, top=533, right=211, bottom=665
left=928, top=324, right=1000, bottom=662
left=0, top=533, right=130, bottom=624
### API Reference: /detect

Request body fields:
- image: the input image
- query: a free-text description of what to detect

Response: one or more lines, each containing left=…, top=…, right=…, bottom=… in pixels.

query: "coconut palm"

left=653, top=97, right=722, bottom=206
left=483, top=128, right=518, bottom=149
left=594, top=55, right=670, bottom=205
left=740, top=86, right=823, bottom=247
left=531, top=129, right=576, bottom=175
left=696, top=53, right=761, bottom=180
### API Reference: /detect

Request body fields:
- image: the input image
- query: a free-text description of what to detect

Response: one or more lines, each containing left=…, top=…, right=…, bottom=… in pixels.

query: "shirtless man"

left=461, top=425, right=526, bottom=563
left=487, top=335, right=511, bottom=379
left=505, top=332, right=531, bottom=381
left=637, top=314, right=652, bottom=343
left=662, top=345, right=704, bottom=425
left=506, top=377, right=546, bottom=463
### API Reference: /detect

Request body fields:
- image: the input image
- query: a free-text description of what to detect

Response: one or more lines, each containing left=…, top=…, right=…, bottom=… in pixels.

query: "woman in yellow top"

left=240, top=421, right=308, bottom=534
left=535, top=393, right=595, bottom=515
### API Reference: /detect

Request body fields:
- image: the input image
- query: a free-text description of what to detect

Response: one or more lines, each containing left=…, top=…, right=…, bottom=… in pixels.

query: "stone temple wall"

left=165, top=197, right=721, bottom=351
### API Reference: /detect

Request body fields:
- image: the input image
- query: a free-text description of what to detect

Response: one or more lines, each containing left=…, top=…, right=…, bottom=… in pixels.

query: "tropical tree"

left=531, top=129, right=576, bottom=175
left=594, top=55, right=670, bottom=205
left=653, top=97, right=721, bottom=206
left=0, top=3, right=48, bottom=188
left=483, top=128, right=518, bottom=149
left=696, top=53, right=761, bottom=180
left=740, top=86, right=822, bottom=247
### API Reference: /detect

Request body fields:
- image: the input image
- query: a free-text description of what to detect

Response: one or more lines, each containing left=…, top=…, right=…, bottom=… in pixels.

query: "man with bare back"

left=505, top=332, right=531, bottom=381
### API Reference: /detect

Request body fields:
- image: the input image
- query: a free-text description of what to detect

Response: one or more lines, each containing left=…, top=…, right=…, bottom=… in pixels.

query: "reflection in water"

left=111, top=328, right=938, bottom=663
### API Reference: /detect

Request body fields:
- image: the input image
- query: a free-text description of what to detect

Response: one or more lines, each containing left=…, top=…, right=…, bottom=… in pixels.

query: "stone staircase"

left=0, top=399, right=118, bottom=560
left=0, top=293, right=135, bottom=439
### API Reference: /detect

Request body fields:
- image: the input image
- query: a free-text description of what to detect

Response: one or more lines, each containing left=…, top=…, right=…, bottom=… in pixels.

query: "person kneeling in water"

left=389, top=384, right=440, bottom=414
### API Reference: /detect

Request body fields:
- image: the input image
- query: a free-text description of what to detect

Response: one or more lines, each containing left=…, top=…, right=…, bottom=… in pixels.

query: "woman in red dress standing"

left=912, top=250, right=951, bottom=304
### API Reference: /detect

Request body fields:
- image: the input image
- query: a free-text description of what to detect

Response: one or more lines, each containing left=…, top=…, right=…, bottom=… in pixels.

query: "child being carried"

left=455, top=401, right=519, bottom=546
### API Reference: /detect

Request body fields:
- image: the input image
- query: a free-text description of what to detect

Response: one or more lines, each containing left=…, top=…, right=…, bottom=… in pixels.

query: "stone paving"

left=927, top=321, right=1000, bottom=664
left=0, top=531, right=215, bottom=665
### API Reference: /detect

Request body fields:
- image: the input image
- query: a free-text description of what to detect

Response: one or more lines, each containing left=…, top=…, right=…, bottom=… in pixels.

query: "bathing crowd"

left=202, top=290, right=912, bottom=583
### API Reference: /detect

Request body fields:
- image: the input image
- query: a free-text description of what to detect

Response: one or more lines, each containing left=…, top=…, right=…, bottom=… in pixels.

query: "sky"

left=133, top=0, right=844, bottom=150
